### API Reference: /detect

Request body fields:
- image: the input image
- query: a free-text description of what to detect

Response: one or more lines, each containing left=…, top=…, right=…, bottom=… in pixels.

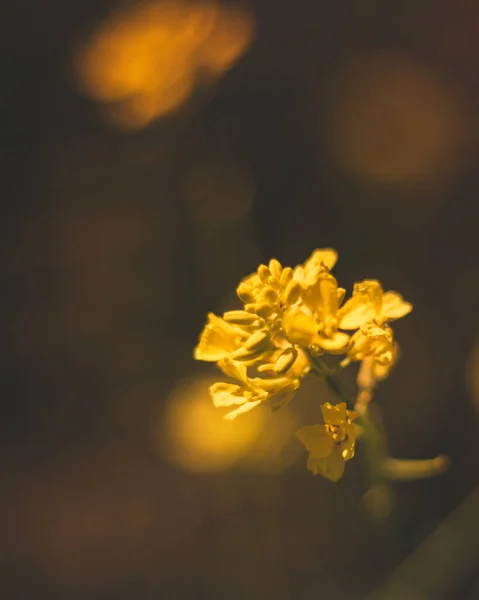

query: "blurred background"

left=1, top=0, right=479, bottom=598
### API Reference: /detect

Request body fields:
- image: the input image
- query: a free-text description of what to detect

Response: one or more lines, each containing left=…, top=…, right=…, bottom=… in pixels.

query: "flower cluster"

left=194, top=248, right=412, bottom=479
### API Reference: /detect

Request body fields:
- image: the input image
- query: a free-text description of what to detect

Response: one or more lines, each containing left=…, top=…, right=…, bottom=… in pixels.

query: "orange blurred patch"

left=159, top=374, right=301, bottom=474
left=159, top=375, right=266, bottom=473
left=325, top=55, right=468, bottom=186
left=75, top=0, right=255, bottom=128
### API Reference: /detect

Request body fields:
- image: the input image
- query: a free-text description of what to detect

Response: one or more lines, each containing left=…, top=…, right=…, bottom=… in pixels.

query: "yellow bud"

left=280, top=267, right=293, bottom=286
left=237, top=283, right=256, bottom=303
left=274, top=346, right=298, bottom=374
left=257, top=363, right=275, bottom=373
left=268, top=258, right=282, bottom=278
left=283, top=280, right=301, bottom=306
left=267, top=276, right=282, bottom=292
left=260, top=287, right=278, bottom=304
left=230, top=345, right=268, bottom=361
left=244, top=329, right=271, bottom=351
left=223, top=310, right=262, bottom=326
left=258, top=264, right=271, bottom=284
left=245, top=302, right=275, bottom=318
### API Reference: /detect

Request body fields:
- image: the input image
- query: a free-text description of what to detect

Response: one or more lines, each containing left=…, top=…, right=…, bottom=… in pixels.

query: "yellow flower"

left=341, top=282, right=411, bottom=375
left=209, top=357, right=300, bottom=419
left=347, top=322, right=395, bottom=366
left=194, top=313, right=274, bottom=364
left=296, top=402, right=357, bottom=481
left=194, top=313, right=247, bottom=361
left=283, top=274, right=380, bottom=354
left=236, top=258, right=301, bottom=319
left=293, top=248, right=338, bottom=287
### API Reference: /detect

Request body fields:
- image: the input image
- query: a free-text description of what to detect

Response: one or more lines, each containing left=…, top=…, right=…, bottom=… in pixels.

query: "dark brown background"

left=1, top=0, right=479, bottom=598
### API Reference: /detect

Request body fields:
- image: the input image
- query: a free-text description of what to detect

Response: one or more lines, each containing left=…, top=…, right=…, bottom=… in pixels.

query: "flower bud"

left=267, top=276, right=282, bottom=292
left=230, top=345, right=268, bottom=361
left=283, top=279, right=301, bottom=306
left=258, top=264, right=271, bottom=284
left=274, top=346, right=298, bottom=374
left=223, top=310, right=262, bottom=326
left=244, top=302, right=275, bottom=318
left=268, top=258, right=282, bottom=278
left=260, top=287, right=278, bottom=304
left=244, top=329, right=271, bottom=351
left=237, top=283, right=256, bottom=303
left=280, top=267, right=293, bottom=286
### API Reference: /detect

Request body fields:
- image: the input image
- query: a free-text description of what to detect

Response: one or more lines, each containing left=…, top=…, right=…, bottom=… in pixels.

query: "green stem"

left=307, top=354, right=355, bottom=409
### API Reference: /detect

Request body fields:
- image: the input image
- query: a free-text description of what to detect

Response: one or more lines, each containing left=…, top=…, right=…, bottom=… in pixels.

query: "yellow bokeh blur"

left=325, top=55, right=467, bottom=185
left=75, top=0, right=255, bottom=129
left=159, top=375, right=300, bottom=473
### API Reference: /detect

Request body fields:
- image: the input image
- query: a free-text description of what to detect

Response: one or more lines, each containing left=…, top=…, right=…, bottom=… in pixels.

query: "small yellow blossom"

left=194, top=313, right=273, bottom=365
left=347, top=322, right=395, bottom=366
left=341, top=282, right=412, bottom=375
left=283, top=272, right=378, bottom=353
left=237, top=258, right=301, bottom=319
left=209, top=357, right=300, bottom=419
left=296, top=402, right=357, bottom=481
left=192, top=247, right=419, bottom=481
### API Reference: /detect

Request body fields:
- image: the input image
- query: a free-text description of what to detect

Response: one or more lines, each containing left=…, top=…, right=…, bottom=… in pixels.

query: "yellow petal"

left=318, top=274, right=339, bottom=317
left=323, top=447, right=346, bottom=482
left=339, top=280, right=383, bottom=329
left=321, top=402, right=348, bottom=426
left=224, top=399, right=262, bottom=419
left=283, top=308, right=321, bottom=347
left=217, top=357, right=247, bottom=382
left=193, top=313, right=245, bottom=361
left=293, top=265, right=305, bottom=284
left=303, top=248, right=338, bottom=272
left=249, top=375, right=299, bottom=394
left=318, top=331, right=350, bottom=353
left=381, top=291, right=413, bottom=321
left=209, top=382, right=247, bottom=407
left=306, top=456, right=329, bottom=476
left=296, top=424, right=335, bottom=458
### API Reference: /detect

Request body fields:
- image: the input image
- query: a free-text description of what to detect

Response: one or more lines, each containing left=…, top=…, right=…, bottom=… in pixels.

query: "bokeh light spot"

left=325, top=55, right=467, bottom=185
left=160, top=375, right=267, bottom=473
left=75, top=0, right=255, bottom=129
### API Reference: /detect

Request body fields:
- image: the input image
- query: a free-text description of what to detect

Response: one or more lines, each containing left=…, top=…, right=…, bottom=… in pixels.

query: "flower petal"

left=224, top=399, right=262, bottom=420
left=338, top=280, right=383, bottom=330
left=283, top=308, right=321, bottom=347
left=323, top=447, right=346, bottom=482
left=217, top=357, right=247, bottom=382
left=296, top=424, right=335, bottom=458
left=303, top=248, right=338, bottom=272
left=381, top=291, right=413, bottom=321
left=209, top=382, right=247, bottom=407
left=320, top=402, right=348, bottom=426
left=194, top=313, right=246, bottom=361
left=318, top=331, right=350, bottom=353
